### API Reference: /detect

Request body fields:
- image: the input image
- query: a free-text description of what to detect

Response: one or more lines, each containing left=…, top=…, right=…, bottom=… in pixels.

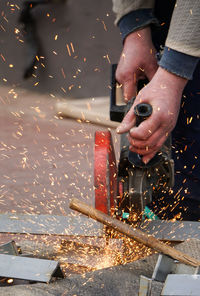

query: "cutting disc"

left=94, top=131, right=117, bottom=215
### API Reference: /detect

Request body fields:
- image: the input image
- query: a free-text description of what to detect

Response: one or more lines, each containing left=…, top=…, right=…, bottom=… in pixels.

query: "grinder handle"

left=128, top=103, right=159, bottom=168
left=134, top=103, right=152, bottom=127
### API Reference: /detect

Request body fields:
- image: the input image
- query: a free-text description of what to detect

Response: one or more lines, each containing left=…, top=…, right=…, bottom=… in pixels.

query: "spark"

left=0, top=25, right=6, bottom=32
left=7, top=279, right=13, bottom=284
left=68, top=84, right=74, bottom=91
left=1, top=54, right=5, bottom=61
left=61, top=87, right=66, bottom=93
left=61, top=68, right=66, bottom=79
left=14, top=28, right=20, bottom=34
left=70, top=42, right=75, bottom=53
left=66, top=44, right=71, bottom=56
left=102, top=20, right=107, bottom=31
left=187, top=116, right=193, bottom=124
left=103, top=54, right=111, bottom=64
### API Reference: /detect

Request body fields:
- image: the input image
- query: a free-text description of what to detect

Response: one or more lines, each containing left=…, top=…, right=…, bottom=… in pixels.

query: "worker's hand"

left=116, top=67, right=188, bottom=163
left=116, top=27, right=158, bottom=101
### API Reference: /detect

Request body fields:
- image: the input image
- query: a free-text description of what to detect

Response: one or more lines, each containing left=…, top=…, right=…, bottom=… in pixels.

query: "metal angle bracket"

left=0, top=254, right=64, bottom=283
left=161, top=274, right=200, bottom=296
left=152, top=254, right=200, bottom=283
left=0, top=241, right=19, bottom=256
left=138, top=275, right=152, bottom=296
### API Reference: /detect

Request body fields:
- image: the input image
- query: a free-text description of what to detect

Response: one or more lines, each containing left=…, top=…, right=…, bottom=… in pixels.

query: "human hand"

left=116, top=67, right=188, bottom=163
left=116, top=27, right=158, bottom=101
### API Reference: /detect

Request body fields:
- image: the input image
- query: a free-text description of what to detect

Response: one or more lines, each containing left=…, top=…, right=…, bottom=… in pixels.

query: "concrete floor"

left=0, top=86, right=120, bottom=217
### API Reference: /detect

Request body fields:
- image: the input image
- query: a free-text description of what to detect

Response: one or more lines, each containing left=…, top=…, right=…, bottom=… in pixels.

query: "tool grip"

left=128, top=103, right=162, bottom=168
left=134, top=103, right=152, bottom=127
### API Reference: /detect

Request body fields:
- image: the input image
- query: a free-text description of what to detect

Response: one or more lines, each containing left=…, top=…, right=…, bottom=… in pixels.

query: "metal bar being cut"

left=69, top=198, right=200, bottom=267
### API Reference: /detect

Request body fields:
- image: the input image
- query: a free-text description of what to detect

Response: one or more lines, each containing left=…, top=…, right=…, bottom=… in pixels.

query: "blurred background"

left=0, top=0, right=122, bottom=217
left=0, top=0, right=121, bottom=98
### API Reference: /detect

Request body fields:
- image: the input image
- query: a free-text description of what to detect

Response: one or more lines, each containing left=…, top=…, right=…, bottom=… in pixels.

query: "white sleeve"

left=112, top=0, right=155, bottom=24
left=166, top=0, right=200, bottom=57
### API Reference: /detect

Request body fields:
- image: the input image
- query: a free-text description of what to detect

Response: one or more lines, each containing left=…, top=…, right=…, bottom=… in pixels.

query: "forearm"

left=159, top=0, right=200, bottom=80
left=113, top=0, right=200, bottom=80
left=166, top=0, right=200, bottom=58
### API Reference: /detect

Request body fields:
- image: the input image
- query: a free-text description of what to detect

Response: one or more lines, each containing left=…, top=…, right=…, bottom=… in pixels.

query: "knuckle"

left=116, top=69, right=133, bottom=84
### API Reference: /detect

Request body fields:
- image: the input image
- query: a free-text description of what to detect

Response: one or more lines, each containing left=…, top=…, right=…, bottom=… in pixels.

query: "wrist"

left=154, top=67, right=188, bottom=93
left=124, top=26, right=152, bottom=45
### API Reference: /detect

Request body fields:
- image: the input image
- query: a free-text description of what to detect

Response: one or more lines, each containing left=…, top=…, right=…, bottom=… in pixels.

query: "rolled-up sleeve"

left=165, top=0, right=200, bottom=58
left=118, top=9, right=158, bottom=41
left=159, top=0, right=200, bottom=79
left=159, top=47, right=199, bottom=80
left=112, top=0, right=155, bottom=24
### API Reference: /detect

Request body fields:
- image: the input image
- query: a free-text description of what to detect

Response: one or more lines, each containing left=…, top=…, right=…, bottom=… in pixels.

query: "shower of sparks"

left=1, top=4, right=198, bottom=281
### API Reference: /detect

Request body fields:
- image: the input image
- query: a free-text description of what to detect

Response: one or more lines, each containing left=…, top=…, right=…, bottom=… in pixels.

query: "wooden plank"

left=56, top=97, right=118, bottom=128
left=70, top=198, right=200, bottom=267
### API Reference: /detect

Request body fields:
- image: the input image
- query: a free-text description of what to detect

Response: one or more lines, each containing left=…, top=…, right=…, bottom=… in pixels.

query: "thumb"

left=116, top=108, right=136, bottom=134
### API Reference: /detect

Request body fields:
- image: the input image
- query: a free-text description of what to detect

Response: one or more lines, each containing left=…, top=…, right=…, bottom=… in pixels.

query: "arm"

left=113, top=0, right=200, bottom=163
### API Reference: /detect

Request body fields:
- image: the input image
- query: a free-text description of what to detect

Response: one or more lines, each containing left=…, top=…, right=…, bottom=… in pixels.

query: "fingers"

left=129, top=111, right=165, bottom=140
left=141, top=134, right=165, bottom=164
left=129, top=133, right=167, bottom=163
left=116, top=106, right=136, bottom=134
left=123, top=78, right=137, bottom=102
left=128, top=125, right=167, bottom=154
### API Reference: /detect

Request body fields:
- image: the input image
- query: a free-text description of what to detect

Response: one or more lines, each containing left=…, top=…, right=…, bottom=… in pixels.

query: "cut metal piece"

left=138, top=275, right=152, bottom=296
left=173, top=262, right=200, bottom=275
left=152, top=254, right=200, bottom=283
left=0, top=241, right=19, bottom=255
left=152, top=254, right=174, bottom=282
left=139, top=220, right=200, bottom=241
left=161, top=274, right=200, bottom=295
left=94, top=131, right=117, bottom=215
left=0, top=213, right=104, bottom=236
left=0, top=254, right=64, bottom=283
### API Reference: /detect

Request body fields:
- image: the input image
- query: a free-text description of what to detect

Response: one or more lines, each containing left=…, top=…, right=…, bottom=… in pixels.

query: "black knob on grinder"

left=135, top=103, right=152, bottom=126
left=128, top=103, right=161, bottom=168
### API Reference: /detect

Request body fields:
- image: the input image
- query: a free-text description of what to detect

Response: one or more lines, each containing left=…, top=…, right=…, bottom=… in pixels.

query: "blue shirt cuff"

left=118, top=9, right=158, bottom=42
left=159, top=47, right=199, bottom=80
